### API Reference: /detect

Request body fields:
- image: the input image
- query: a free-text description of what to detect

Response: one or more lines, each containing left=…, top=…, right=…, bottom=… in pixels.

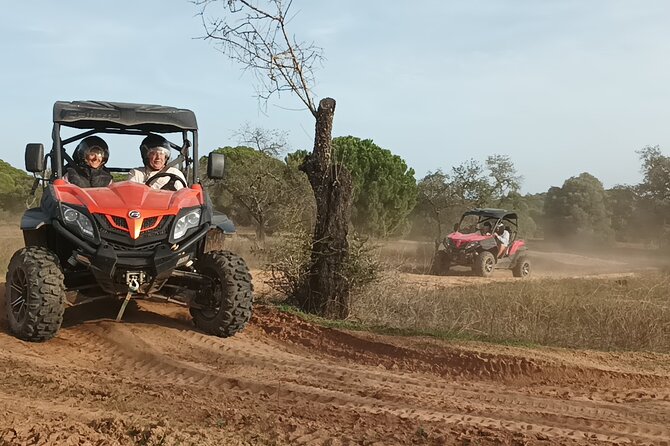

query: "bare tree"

left=196, top=0, right=354, bottom=318
left=195, top=0, right=321, bottom=114
left=234, top=123, right=289, bottom=157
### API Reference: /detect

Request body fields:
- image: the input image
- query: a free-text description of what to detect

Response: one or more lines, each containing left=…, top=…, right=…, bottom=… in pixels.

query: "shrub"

left=264, top=231, right=382, bottom=304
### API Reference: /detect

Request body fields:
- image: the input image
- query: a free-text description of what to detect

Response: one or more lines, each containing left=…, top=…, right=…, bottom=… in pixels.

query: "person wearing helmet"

left=128, top=134, right=186, bottom=190
left=64, top=136, right=113, bottom=188
left=494, top=222, right=510, bottom=259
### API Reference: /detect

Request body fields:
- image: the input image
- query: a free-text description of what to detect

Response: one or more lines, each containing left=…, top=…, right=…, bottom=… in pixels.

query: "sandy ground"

left=1, top=247, right=670, bottom=445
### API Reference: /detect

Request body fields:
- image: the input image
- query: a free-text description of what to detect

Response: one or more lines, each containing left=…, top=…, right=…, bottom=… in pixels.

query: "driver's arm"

left=167, top=167, right=187, bottom=190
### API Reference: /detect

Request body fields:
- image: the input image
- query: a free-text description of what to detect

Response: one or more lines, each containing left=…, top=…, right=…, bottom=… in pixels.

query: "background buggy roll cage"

left=51, top=125, right=200, bottom=184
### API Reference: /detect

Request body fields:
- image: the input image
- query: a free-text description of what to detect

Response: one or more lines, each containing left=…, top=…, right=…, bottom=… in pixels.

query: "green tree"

left=449, top=159, right=492, bottom=206
left=205, top=146, right=309, bottom=242
left=0, top=159, right=33, bottom=213
left=638, top=145, right=670, bottom=203
left=332, top=136, right=417, bottom=237
left=412, top=170, right=452, bottom=240
left=498, top=191, right=538, bottom=238
left=635, top=145, right=670, bottom=245
left=520, top=192, right=546, bottom=238
left=486, top=154, right=522, bottom=204
left=606, top=185, right=639, bottom=242
left=544, top=172, right=614, bottom=243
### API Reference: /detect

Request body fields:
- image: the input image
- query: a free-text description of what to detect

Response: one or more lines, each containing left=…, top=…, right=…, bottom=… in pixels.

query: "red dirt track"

left=2, top=276, right=670, bottom=446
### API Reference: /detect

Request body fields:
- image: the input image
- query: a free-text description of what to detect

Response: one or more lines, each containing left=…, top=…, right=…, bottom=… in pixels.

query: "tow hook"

left=117, top=272, right=146, bottom=321
left=125, top=271, right=146, bottom=292
left=128, top=277, right=140, bottom=292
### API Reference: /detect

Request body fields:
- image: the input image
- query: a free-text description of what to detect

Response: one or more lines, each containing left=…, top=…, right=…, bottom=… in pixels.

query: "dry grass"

left=376, top=239, right=435, bottom=273
left=0, top=226, right=24, bottom=276
left=350, top=273, right=670, bottom=353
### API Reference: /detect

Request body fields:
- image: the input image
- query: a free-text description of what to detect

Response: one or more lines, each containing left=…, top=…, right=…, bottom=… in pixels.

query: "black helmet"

left=140, top=134, right=171, bottom=166
left=73, top=136, right=109, bottom=165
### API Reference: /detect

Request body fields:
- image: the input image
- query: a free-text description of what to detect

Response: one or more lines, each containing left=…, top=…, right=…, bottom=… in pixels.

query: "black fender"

left=508, top=247, right=529, bottom=267
left=20, top=208, right=50, bottom=231
left=21, top=208, right=51, bottom=247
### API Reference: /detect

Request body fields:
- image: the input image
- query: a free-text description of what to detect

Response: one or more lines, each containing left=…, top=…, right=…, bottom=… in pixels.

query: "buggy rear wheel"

left=5, top=247, right=66, bottom=342
left=474, top=251, right=495, bottom=277
left=513, top=256, right=531, bottom=278
left=190, top=250, right=253, bottom=337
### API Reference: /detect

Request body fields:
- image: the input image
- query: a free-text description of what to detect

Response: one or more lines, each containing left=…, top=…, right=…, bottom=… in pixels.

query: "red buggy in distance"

left=430, top=208, right=531, bottom=278
left=5, top=101, right=252, bottom=342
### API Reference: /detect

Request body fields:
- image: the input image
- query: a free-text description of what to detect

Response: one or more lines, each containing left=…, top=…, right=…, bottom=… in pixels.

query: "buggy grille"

left=111, top=216, right=128, bottom=229
left=107, top=241, right=161, bottom=252
left=93, top=214, right=173, bottom=247
left=142, top=216, right=159, bottom=229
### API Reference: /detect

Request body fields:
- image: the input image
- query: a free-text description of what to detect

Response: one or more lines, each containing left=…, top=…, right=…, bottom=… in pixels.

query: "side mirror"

left=207, top=152, right=225, bottom=179
left=25, top=143, right=45, bottom=173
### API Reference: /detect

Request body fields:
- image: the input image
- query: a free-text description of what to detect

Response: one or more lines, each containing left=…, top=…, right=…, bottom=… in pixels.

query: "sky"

left=1, top=0, right=669, bottom=193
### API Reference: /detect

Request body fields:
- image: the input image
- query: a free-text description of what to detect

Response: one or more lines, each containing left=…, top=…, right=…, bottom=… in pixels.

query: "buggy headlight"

left=61, top=204, right=95, bottom=240
left=172, top=209, right=201, bottom=240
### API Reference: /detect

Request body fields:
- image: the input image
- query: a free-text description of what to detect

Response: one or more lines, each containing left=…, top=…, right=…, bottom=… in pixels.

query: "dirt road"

left=2, top=273, right=670, bottom=446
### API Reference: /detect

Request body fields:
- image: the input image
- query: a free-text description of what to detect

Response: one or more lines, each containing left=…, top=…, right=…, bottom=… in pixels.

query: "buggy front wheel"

left=190, top=250, right=253, bottom=337
left=5, top=247, right=66, bottom=341
left=430, top=250, right=451, bottom=275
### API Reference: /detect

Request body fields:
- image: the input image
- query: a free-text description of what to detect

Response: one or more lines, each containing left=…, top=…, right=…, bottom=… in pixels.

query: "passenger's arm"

left=127, top=168, right=144, bottom=183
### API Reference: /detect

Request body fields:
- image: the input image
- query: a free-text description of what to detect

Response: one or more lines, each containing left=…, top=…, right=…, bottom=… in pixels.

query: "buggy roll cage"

left=459, top=208, right=519, bottom=230
left=457, top=208, right=520, bottom=243
left=49, top=101, right=200, bottom=184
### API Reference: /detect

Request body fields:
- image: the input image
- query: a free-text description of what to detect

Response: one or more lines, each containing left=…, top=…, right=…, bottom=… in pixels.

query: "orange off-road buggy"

left=5, top=101, right=252, bottom=341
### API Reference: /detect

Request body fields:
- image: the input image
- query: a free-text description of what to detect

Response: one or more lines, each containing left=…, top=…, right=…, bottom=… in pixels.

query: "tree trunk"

left=255, top=215, right=266, bottom=243
left=298, top=98, right=353, bottom=319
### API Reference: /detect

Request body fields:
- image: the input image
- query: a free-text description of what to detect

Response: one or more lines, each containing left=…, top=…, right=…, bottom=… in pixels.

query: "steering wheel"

left=145, top=172, right=187, bottom=190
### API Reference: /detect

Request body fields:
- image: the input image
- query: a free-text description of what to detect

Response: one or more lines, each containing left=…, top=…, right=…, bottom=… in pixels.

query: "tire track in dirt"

left=48, top=312, right=670, bottom=441
left=246, top=308, right=670, bottom=444
left=1, top=286, right=670, bottom=445
left=255, top=306, right=670, bottom=387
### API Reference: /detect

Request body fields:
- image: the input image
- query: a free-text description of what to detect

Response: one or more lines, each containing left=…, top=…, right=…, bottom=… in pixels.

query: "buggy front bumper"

left=54, top=221, right=209, bottom=294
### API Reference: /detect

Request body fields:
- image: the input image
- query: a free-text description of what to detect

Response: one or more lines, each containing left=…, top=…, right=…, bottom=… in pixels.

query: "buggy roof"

left=53, top=101, right=198, bottom=132
left=462, top=208, right=518, bottom=220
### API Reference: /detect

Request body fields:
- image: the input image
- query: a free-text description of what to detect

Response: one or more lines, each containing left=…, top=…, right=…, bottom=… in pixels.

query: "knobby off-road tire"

left=512, top=256, right=531, bottom=278
left=429, top=250, right=451, bottom=276
left=474, top=251, right=496, bottom=277
left=5, top=246, right=66, bottom=342
left=190, top=250, right=253, bottom=337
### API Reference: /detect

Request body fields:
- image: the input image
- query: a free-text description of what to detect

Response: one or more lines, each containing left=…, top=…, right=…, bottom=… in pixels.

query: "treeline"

left=203, top=135, right=669, bottom=247
left=1, top=139, right=668, bottom=247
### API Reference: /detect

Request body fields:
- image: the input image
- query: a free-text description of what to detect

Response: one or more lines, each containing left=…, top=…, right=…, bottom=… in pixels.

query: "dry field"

left=1, top=225, right=669, bottom=445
